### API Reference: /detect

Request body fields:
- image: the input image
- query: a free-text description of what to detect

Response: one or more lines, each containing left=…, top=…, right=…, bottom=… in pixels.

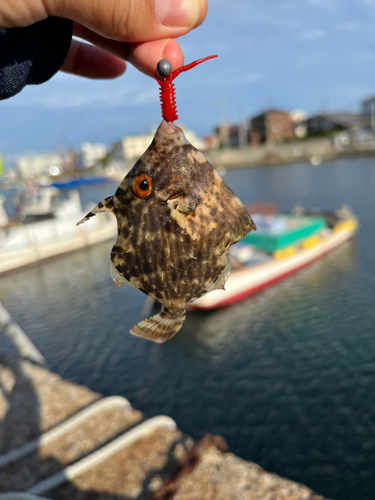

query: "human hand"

left=0, top=0, right=208, bottom=79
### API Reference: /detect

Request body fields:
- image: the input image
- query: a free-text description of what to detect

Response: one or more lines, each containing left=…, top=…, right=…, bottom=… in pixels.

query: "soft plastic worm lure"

left=156, top=55, right=218, bottom=122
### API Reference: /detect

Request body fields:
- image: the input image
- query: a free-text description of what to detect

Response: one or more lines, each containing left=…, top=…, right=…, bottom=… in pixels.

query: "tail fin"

left=130, top=307, right=186, bottom=343
left=76, top=196, right=114, bottom=226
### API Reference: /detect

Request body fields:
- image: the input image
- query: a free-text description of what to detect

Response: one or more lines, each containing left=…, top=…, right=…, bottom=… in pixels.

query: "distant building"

left=112, top=126, right=206, bottom=162
left=289, top=109, right=307, bottom=138
left=215, top=123, right=230, bottom=148
left=215, top=111, right=294, bottom=149
left=80, top=142, right=108, bottom=168
left=361, top=96, right=375, bottom=116
left=306, top=113, right=360, bottom=134
left=227, top=123, right=251, bottom=148
left=360, top=96, right=375, bottom=129
left=112, top=134, right=154, bottom=162
left=202, top=134, right=220, bottom=149
left=250, top=110, right=295, bottom=145
left=15, top=153, right=67, bottom=179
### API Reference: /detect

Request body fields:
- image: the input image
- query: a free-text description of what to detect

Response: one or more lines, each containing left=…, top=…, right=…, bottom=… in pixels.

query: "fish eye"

left=132, top=174, right=153, bottom=199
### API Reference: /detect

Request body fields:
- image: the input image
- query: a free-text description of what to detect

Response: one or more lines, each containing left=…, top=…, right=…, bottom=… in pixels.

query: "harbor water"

left=1, top=156, right=375, bottom=500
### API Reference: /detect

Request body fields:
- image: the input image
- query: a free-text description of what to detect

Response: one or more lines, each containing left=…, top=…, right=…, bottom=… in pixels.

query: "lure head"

left=157, top=59, right=172, bottom=79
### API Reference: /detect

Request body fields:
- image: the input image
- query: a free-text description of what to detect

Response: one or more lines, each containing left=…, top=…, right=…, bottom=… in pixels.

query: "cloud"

left=132, top=88, right=158, bottom=106
left=207, top=40, right=233, bottom=52
left=180, top=40, right=232, bottom=55
left=298, top=29, right=327, bottom=41
left=231, top=14, right=301, bottom=28
left=0, top=80, right=158, bottom=110
left=206, top=72, right=265, bottom=87
left=232, top=73, right=265, bottom=85
left=334, top=21, right=362, bottom=32
left=306, top=0, right=338, bottom=11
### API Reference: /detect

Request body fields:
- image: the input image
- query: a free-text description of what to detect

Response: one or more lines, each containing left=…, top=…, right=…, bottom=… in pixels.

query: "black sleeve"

left=0, top=17, right=73, bottom=101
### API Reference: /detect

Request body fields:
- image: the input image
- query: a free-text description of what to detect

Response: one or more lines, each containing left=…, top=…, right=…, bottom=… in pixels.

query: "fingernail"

left=155, top=0, right=200, bottom=28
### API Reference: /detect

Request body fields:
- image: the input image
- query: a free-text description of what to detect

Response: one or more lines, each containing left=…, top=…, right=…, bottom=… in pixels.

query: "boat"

left=49, top=176, right=114, bottom=189
left=188, top=205, right=358, bottom=311
left=0, top=186, right=117, bottom=275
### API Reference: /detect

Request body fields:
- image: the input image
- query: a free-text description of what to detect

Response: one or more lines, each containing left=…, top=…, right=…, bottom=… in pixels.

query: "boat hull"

left=0, top=215, right=116, bottom=275
left=189, top=223, right=356, bottom=311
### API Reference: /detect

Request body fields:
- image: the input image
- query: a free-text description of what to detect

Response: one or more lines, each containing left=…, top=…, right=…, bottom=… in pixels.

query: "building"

left=250, top=110, right=295, bottom=145
left=227, top=123, right=251, bottom=148
left=112, top=134, right=154, bottom=162
left=361, top=96, right=375, bottom=117
left=15, top=153, right=68, bottom=179
left=306, top=113, right=360, bottom=135
left=289, top=109, right=307, bottom=138
left=360, top=96, right=375, bottom=129
left=112, top=126, right=206, bottom=162
left=80, top=142, right=108, bottom=168
left=215, top=123, right=230, bottom=148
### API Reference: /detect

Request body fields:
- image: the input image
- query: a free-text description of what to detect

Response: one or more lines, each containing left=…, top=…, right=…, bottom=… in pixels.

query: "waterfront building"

left=250, top=109, right=295, bottom=145
left=289, top=109, right=307, bottom=138
left=360, top=96, right=375, bottom=130
left=112, top=126, right=206, bottom=162
left=112, top=133, right=154, bottom=162
left=306, top=112, right=360, bottom=135
left=15, top=153, right=68, bottom=179
left=80, top=142, right=108, bottom=168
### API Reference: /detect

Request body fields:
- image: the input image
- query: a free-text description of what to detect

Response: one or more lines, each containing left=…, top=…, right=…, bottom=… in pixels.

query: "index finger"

left=72, top=23, right=185, bottom=78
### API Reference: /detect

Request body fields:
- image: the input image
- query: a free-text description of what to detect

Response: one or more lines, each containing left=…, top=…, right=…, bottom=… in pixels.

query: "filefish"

left=77, top=120, right=256, bottom=342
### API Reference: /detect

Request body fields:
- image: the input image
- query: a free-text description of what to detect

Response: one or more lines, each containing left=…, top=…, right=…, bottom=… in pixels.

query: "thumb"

left=45, top=0, right=207, bottom=42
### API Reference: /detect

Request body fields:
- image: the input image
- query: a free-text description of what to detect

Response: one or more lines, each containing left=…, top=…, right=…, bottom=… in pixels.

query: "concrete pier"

left=0, top=354, right=329, bottom=499
left=205, top=137, right=375, bottom=170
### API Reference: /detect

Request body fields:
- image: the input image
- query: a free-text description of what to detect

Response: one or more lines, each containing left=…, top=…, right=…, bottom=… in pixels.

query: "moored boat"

left=0, top=186, right=116, bottom=275
left=189, top=206, right=358, bottom=311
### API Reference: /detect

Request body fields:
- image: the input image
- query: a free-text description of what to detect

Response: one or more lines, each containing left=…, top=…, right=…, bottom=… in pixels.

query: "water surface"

left=1, top=157, right=375, bottom=500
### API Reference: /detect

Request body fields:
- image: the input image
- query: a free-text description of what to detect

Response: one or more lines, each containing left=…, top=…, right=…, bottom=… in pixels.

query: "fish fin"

left=207, top=259, right=231, bottom=292
left=109, top=261, right=132, bottom=287
left=231, top=207, right=257, bottom=244
left=76, top=196, right=115, bottom=226
left=130, top=307, right=186, bottom=343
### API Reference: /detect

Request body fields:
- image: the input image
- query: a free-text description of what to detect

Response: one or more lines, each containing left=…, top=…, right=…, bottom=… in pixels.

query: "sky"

left=1, top=0, right=375, bottom=166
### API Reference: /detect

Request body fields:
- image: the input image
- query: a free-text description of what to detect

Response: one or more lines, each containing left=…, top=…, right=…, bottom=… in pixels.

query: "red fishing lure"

left=156, top=55, right=217, bottom=122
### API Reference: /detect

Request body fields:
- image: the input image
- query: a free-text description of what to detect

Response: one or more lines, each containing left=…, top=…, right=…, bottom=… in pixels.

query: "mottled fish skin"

left=77, top=120, right=256, bottom=342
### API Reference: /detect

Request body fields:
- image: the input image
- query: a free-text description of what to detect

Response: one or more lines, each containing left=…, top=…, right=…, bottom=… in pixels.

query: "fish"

left=77, top=120, right=256, bottom=343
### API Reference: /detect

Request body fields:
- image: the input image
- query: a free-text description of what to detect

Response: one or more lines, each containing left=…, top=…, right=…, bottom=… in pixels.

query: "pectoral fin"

left=109, top=261, right=132, bottom=287
left=207, top=259, right=231, bottom=292
left=76, top=196, right=114, bottom=226
left=130, top=307, right=186, bottom=343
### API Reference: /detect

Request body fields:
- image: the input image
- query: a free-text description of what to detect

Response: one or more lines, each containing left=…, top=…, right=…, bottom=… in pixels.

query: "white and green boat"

left=189, top=206, right=358, bottom=310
